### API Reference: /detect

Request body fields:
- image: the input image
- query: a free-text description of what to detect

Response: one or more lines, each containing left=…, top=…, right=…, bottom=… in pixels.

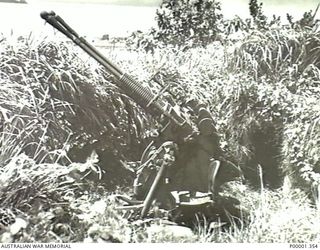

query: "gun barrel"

left=41, top=11, right=123, bottom=78
left=41, top=11, right=193, bottom=135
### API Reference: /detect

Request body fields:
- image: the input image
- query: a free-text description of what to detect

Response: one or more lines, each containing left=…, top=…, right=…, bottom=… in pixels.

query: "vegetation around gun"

left=0, top=0, right=320, bottom=243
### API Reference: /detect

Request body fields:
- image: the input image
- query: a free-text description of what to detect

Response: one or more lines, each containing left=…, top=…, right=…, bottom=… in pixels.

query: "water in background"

left=0, top=1, right=319, bottom=40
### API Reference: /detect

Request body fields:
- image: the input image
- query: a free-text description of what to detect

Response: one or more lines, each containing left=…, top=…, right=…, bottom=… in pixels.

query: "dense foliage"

left=150, top=0, right=223, bottom=47
left=0, top=0, right=320, bottom=243
left=249, top=0, right=268, bottom=29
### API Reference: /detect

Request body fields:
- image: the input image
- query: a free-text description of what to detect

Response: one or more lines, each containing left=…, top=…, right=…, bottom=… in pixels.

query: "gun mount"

left=40, top=11, right=243, bottom=224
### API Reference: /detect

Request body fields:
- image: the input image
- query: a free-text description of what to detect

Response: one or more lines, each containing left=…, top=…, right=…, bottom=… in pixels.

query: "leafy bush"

left=281, top=86, right=320, bottom=191
left=249, top=0, right=268, bottom=30
left=126, top=31, right=158, bottom=53
left=152, top=0, right=223, bottom=47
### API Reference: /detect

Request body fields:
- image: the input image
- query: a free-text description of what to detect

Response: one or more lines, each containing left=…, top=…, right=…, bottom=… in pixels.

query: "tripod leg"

left=208, top=160, right=221, bottom=198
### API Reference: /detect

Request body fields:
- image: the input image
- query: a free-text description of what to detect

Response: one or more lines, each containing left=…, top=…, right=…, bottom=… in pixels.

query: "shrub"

left=152, top=0, right=223, bottom=47
left=249, top=0, right=268, bottom=30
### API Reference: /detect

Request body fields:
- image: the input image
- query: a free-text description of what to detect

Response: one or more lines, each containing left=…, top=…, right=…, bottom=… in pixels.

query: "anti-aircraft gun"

left=40, top=11, right=242, bottom=224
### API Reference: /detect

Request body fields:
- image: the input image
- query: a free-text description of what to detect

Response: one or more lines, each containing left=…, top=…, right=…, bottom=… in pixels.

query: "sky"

left=48, top=0, right=318, bottom=3
left=42, top=0, right=320, bottom=7
left=43, top=0, right=161, bottom=6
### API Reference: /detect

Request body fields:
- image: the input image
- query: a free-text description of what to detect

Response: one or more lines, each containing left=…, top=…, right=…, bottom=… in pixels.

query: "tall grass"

left=230, top=28, right=320, bottom=80
left=220, top=27, right=320, bottom=190
left=0, top=25, right=319, bottom=242
left=214, top=180, right=320, bottom=243
left=0, top=35, right=164, bottom=190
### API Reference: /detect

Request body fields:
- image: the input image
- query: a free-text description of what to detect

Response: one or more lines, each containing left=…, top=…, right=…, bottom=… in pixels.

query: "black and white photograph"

left=0, top=0, right=319, bottom=245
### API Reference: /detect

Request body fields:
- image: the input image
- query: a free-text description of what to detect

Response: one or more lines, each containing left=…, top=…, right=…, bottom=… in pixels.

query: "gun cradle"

left=40, top=11, right=242, bottom=225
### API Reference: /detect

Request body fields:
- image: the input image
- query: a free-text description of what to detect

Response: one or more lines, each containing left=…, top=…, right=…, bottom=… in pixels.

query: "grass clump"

left=212, top=180, right=320, bottom=243
left=230, top=28, right=320, bottom=80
